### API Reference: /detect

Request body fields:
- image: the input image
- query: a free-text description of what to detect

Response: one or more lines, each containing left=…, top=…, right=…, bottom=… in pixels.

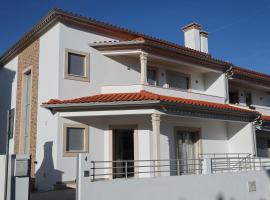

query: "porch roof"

left=42, top=91, right=259, bottom=121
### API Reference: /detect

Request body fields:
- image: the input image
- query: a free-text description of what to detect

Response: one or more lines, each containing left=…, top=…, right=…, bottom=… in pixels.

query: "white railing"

left=101, top=84, right=225, bottom=104
left=211, top=157, right=270, bottom=173
left=199, top=153, right=252, bottom=159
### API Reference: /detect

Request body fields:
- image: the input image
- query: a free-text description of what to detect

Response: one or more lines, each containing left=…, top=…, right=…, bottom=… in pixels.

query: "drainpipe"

left=252, top=115, right=263, bottom=157
left=4, top=111, right=10, bottom=200
left=224, top=66, right=234, bottom=104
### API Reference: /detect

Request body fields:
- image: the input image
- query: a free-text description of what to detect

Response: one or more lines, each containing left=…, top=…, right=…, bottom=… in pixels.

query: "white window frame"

left=63, top=123, right=89, bottom=157
left=64, top=49, right=90, bottom=82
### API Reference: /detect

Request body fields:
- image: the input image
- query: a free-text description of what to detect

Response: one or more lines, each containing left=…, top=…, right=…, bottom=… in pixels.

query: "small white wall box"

left=248, top=181, right=256, bottom=192
left=14, top=157, right=30, bottom=177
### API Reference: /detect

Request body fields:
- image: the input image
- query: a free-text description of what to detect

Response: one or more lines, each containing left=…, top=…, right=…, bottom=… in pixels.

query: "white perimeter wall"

left=0, top=155, right=6, bottom=200
left=0, top=57, right=18, bottom=154
left=78, top=153, right=270, bottom=200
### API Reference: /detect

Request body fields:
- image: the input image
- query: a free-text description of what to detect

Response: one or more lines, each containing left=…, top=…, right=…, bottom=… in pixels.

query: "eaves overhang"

left=89, top=40, right=231, bottom=72
left=42, top=100, right=259, bottom=122
left=232, top=66, right=270, bottom=87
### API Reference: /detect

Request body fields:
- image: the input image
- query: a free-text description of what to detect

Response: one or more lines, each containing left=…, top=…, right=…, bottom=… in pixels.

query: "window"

left=65, top=49, right=90, bottom=82
left=7, top=108, right=15, bottom=139
left=147, top=68, right=158, bottom=86
left=21, top=70, right=32, bottom=154
left=229, top=91, right=239, bottom=104
left=66, top=128, right=84, bottom=151
left=63, top=124, right=89, bottom=157
left=256, top=136, right=270, bottom=158
left=245, top=92, right=252, bottom=107
left=166, top=70, right=189, bottom=89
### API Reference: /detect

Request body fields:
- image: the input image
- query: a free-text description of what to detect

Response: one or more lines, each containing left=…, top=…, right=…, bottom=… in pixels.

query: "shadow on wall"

left=0, top=68, right=16, bottom=154
left=35, top=142, right=63, bottom=191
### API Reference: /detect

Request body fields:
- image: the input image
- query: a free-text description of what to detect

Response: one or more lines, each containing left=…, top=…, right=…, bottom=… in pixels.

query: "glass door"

left=113, top=129, right=134, bottom=178
left=176, top=130, right=198, bottom=174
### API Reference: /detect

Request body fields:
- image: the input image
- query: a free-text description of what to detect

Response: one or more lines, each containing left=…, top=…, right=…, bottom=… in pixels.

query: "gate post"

left=202, top=158, right=212, bottom=175
left=76, top=153, right=91, bottom=200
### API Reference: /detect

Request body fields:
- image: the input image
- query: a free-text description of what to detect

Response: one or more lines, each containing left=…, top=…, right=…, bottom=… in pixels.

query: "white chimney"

left=182, top=22, right=201, bottom=51
left=200, top=31, right=209, bottom=53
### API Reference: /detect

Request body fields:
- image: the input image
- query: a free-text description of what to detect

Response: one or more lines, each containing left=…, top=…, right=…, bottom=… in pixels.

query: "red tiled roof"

left=45, top=90, right=257, bottom=114
left=262, top=115, right=270, bottom=121
left=233, top=66, right=270, bottom=82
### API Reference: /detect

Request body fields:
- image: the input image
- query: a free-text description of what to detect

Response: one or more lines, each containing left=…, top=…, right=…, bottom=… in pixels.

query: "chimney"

left=182, top=22, right=209, bottom=53
left=200, top=31, right=209, bottom=53
left=182, top=22, right=201, bottom=51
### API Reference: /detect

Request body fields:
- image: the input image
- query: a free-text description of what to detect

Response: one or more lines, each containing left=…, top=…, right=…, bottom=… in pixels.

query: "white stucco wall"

left=58, top=23, right=141, bottom=100
left=0, top=155, right=6, bottom=200
left=227, top=122, right=255, bottom=154
left=161, top=116, right=228, bottom=159
left=35, top=23, right=61, bottom=190
left=204, top=72, right=226, bottom=98
left=0, top=57, right=18, bottom=154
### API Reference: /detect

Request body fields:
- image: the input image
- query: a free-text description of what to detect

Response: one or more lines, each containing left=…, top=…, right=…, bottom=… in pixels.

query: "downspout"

left=252, top=115, right=263, bottom=157
left=224, top=66, right=234, bottom=104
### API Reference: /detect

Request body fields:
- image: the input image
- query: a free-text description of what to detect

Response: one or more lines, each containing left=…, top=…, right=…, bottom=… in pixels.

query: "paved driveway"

left=30, top=189, right=75, bottom=200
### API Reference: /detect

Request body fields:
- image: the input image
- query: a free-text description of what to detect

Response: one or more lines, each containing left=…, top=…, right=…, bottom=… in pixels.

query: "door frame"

left=108, top=125, right=139, bottom=179
left=174, top=126, right=202, bottom=160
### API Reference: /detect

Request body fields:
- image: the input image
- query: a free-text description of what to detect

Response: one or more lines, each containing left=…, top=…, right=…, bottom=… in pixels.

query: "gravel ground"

left=30, top=189, right=75, bottom=200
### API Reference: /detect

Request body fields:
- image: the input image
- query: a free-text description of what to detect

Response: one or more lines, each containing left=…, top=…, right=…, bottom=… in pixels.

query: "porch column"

left=151, top=113, right=161, bottom=176
left=140, top=52, right=148, bottom=85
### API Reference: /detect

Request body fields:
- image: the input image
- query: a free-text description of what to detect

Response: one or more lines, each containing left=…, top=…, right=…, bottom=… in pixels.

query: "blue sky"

left=1, top=0, right=269, bottom=74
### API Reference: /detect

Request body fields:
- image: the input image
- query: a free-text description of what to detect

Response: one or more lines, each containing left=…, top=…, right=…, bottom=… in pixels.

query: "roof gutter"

left=41, top=100, right=161, bottom=112
left=42, top=100, right=259, bottom=120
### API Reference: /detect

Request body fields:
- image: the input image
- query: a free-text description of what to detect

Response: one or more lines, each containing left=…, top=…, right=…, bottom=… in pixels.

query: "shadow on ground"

left=30, top=188, right=75, bottom=200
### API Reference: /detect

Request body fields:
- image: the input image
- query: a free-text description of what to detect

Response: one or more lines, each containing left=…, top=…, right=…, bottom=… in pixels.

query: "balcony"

left=101, top=84, right=226, bottom=104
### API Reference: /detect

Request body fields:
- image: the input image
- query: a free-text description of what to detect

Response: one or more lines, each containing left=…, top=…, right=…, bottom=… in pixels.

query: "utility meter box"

left=14, top=155, right=30, bottom=177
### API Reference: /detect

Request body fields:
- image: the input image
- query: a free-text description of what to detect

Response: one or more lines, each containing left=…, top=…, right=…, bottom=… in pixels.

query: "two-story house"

left=0, top=8, right=269, bottom=191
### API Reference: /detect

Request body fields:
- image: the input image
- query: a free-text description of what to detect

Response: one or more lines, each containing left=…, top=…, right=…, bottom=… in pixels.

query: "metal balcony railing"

left=211, top=157, right=270, bottom=173
left=90, top=158, right=203, bottom=182
left=199, top=153, right=252, bottom=159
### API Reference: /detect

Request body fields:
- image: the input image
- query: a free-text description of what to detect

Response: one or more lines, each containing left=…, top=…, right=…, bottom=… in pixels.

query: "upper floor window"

left=245, top=91, right=252, bottom=107
left=229, top=91, right=239, bottom=104
left=65, top=49, right=90, bottom=82
left=147, top=68, right=158, bottom=86
left=166, top=70, right=189, bottom=90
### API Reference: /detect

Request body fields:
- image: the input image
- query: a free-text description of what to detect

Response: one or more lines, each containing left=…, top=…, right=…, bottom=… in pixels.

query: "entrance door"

left=176, top=130, right=199, bottom=174
left=113, top=129, right=134, bottom=178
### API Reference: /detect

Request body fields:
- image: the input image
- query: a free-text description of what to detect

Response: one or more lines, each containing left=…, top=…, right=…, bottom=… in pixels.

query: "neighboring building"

left=228, top=67, right=270, bottom=157
left=0, top=8, right=269, bottom=191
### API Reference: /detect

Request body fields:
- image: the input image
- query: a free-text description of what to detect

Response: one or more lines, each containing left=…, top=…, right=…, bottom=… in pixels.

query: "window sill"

left=64, top=74, right=90, bottom=82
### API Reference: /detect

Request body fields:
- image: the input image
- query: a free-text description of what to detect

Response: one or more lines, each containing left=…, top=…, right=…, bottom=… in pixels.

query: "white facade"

left=0, top=14, right=269, bottom=192
left=0, top=56, right=18, bottom=154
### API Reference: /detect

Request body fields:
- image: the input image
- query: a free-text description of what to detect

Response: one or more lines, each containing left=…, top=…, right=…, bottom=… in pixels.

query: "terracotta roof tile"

left=262, top=115, right=270, bottom=121
left=45, top=90, right=257, bottom=114
left=233, top=66, right=270, bottom=82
